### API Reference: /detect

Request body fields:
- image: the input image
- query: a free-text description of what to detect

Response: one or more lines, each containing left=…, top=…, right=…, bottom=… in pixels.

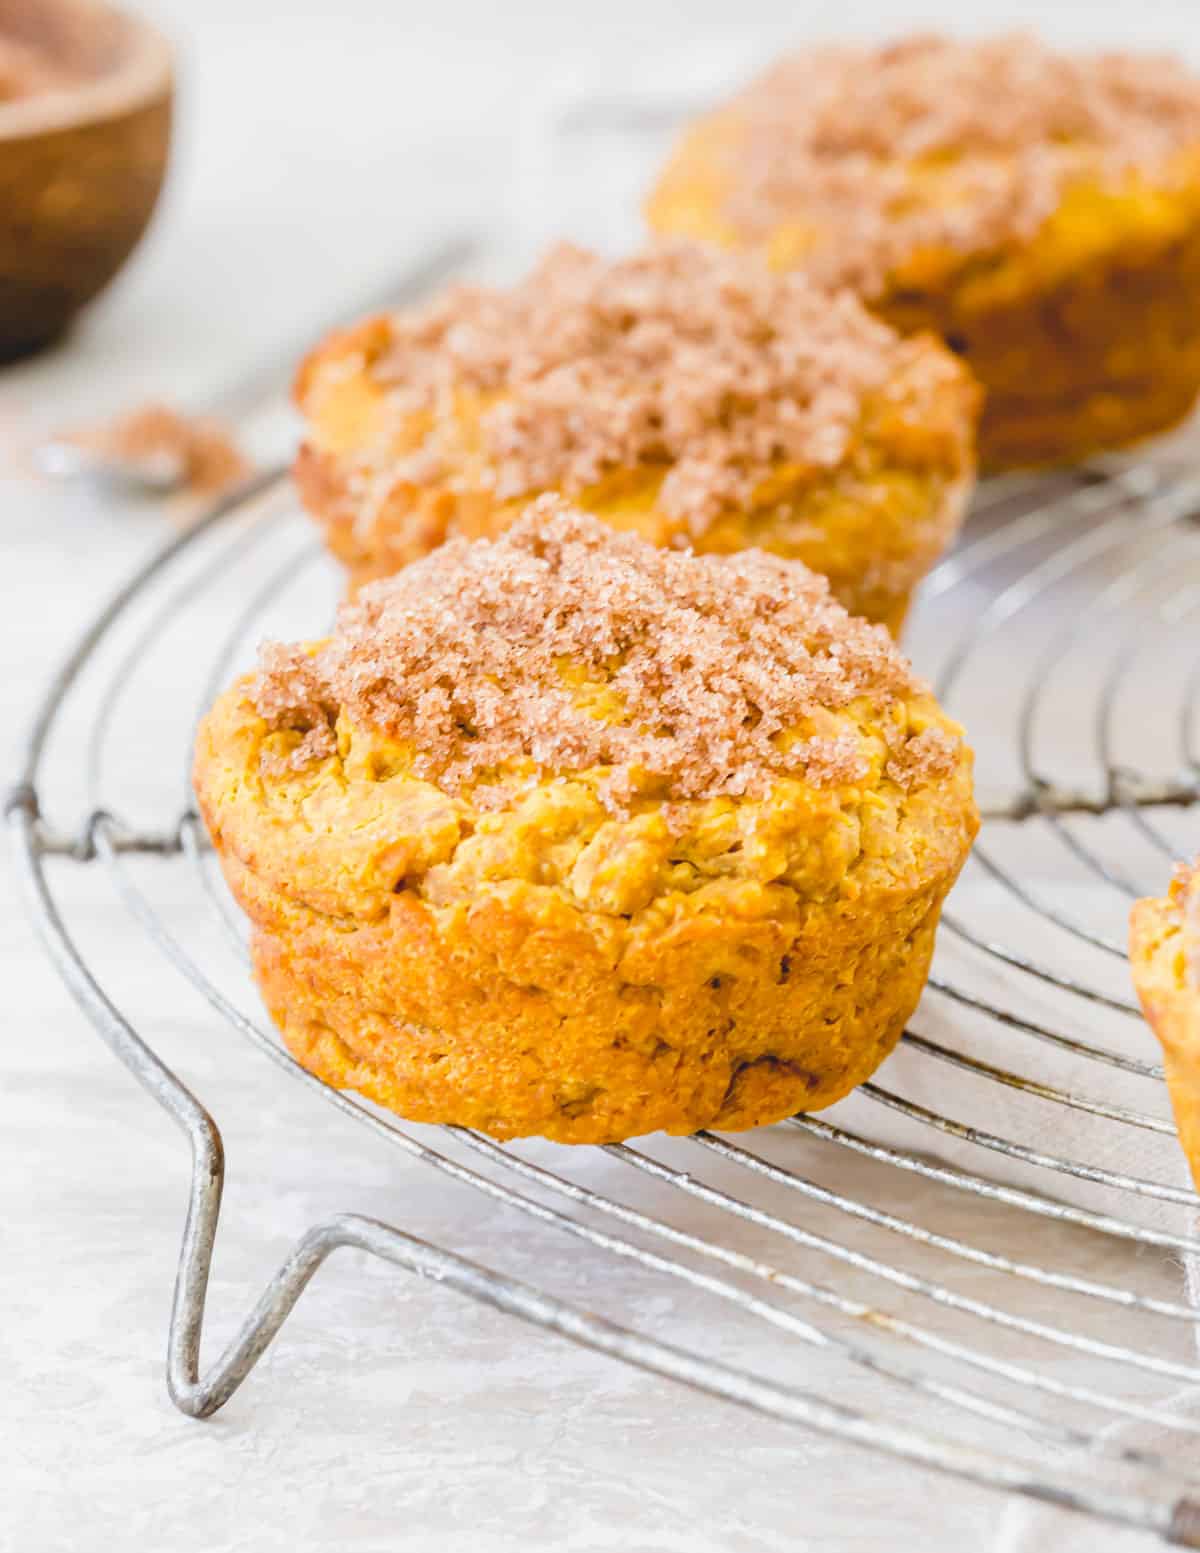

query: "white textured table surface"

left=6, top=4, right=1200, bottom=1552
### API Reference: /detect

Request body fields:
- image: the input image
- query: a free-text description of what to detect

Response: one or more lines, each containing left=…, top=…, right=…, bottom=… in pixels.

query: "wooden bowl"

left=0, top=0, right=172, bottom=360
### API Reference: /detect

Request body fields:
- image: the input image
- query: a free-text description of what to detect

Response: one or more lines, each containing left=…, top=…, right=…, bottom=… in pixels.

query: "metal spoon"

left=34, top=432, right=187, bottom=496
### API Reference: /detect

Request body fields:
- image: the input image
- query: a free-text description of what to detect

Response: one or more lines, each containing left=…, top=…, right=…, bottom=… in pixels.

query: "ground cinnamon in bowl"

left=0, top=33, right=80, bottom=100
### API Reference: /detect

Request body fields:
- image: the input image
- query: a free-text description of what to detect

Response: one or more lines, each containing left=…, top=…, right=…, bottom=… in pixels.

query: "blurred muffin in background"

left=294, top=241, right=978, bottom=636
left=194, top=502, right=978, bottom=1144
left=646, top=34, right=1200, bottom=469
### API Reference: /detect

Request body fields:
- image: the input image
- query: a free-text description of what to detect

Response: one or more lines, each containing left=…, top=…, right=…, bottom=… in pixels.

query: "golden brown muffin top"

left=687, top=33, right=1200, bottom=293
left=333, top=241, right=943, bottom=532
left=251, top=499, right=950, bottom=808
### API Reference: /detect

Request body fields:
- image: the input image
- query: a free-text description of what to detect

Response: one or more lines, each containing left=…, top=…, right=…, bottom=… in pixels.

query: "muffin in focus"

left=294, top=241, right=978, bottom=635
left=646, top=34, right=1200, bottom=468
left=194, top=502, right=978, bottom=1144
left=1131, top=861, right=1200, bottom=1191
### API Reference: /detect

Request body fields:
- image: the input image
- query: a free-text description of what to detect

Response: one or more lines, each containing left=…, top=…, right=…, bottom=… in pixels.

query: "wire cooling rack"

left=10, top=252, right=1200, bottom=1546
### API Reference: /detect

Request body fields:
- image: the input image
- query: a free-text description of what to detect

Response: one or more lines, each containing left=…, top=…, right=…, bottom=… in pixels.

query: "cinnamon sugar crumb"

left=62, top=403, right=252, bottom=497
left=886, top=725, right=961, bottom=789
left=251, top=499, right=928, bottom=805
left=793, top=734, right=872, bottom=787
left=253, top=642, right=337, bottom=775
left=707, top=34, right=1200, bottom=295
left=365, top=242, right=909, bottom=533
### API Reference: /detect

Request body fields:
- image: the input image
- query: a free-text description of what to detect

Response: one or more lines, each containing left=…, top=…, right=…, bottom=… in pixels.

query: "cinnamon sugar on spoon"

left=354, top=241, right=944, bottom=534
left=50, top=403, right=251, bottom=498
left=252, top=499, right=955, bottom=805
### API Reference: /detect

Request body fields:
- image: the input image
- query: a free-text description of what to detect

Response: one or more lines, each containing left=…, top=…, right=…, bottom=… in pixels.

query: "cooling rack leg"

left=4, top=797, right=582, bottom=1416
left=169, top=1123, right=227, bottom=1415
left=6, top=799, right=369, bottom=1416
left=6, top=798, right=235, bottom=1414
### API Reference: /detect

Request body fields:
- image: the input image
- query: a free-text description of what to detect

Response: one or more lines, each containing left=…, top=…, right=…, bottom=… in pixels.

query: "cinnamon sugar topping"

left=364, top=242, right=908, bottom=532
left=250, top=500, right=947, bottom=804
left=254, top=643, right=337, bottom=774
left=707, top=34, right=1200, bottom=294
left=886, top=724, right=961, bottom=789
left=60, top=403, right=252, bottom=497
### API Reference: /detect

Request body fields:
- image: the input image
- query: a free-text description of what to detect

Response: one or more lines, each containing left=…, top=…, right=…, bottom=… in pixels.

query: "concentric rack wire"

left=12, top=245, right=1200, bottom=1547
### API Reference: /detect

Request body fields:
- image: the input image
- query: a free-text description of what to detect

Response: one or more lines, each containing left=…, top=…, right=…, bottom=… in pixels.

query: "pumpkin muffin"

left=293, top=241, right=978, bottom=636
left=194, top=501, right=978, bottom=1145
left=646, top=34, right=1200, bottom=468
left=1131, top=861, right=1200, bottom=1191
